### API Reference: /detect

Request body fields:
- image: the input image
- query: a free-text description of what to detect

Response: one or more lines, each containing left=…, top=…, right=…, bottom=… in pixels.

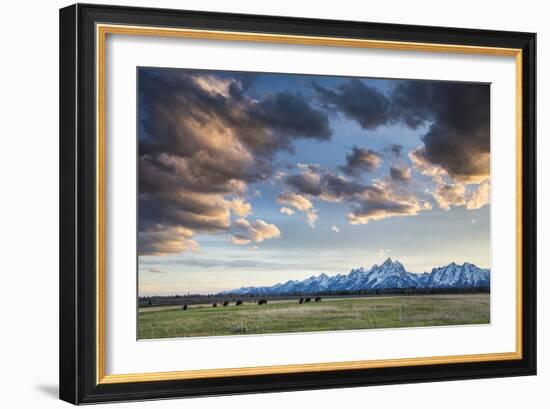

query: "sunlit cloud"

left=280, top=207, right=295, bottom=216
left=138, top=68, right=491, bottom=293
left=139, top=226, right=198, bottom=256
left=410, top=147, right=490, bottom=211
left=231, top=218, right=281, bottom=245
left=466, top=181, right=491, bottom=210
left=142, top=70, right=490, bottom=254
left=139, top=69, right=331, bottom=255
left=282, top=164, right=429, bottom=226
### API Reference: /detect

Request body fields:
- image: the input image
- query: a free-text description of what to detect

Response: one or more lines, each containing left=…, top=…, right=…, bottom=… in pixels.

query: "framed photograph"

left=59, top=3, right=536, bottom=404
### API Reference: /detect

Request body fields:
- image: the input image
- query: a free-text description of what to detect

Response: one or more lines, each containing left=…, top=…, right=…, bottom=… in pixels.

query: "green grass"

left=137, top=294, right=490, bottom=339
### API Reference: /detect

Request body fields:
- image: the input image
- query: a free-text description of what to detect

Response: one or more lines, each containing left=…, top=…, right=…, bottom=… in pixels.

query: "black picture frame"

left=60, top=3, right=536, bottom=404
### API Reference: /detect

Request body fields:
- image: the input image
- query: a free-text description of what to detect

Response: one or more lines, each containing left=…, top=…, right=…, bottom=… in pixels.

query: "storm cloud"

left=314, top=79, right=392, bottom=129
left=139, top=69, right=332, bottom=255
left=393, top=81, right=490, bottom=183
left=139, top=70, right=490, bottom=257
left=314, top=79, right=490, bottom=183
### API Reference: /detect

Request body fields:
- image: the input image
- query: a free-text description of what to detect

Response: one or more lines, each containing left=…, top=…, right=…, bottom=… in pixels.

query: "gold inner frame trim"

left=95, top=23, right=523, bottom=385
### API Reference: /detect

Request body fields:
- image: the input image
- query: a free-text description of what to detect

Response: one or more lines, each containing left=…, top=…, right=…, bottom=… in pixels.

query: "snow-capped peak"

left=220, top=260, right=490, bottom=296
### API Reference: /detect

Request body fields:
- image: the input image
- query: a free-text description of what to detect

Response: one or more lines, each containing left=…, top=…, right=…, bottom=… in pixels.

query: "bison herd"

left=299, top=297, right=322, bottom=304
left=212, top=301, right=237, bottom=308
left=182, top=297, right=322, bottom=311
left=182, top=300, right=246, bottom=310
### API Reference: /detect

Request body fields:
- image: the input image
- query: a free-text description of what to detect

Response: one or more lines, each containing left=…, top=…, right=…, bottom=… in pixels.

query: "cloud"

left=341, top=146, right=382, bottom=175
left=147, top=267, right=171, bottom=273
left=389, top=166, right=411, bottom=182
left=140, top=70, right=331, bottom=159
left=394, top=82, right=490, bottom=183
left=283, top=165, right=428, bottom=226
left=432, top=182, right=467, bottom=211
left=249, top=92, right=332, bottom=151
left=139, top=186, right=236, bottom=233
left=314, top=79, right=392, bottom=129
left=431, top=179, right=490, bottom=211
left=231, top=218, right=281, bottom=245
left=284, top=164, right=368, bottom=203
left=466, top=181, right=491, bottom=210
left=410, top=148, right=490, bottom=211
left=277, top=191, right=318, bottom=228
left=306, top=208, right=319, bottom=228
left=315, top=79, right=490, bottom=183
left=284, top=167, right=323, bottom=196
left=409, top=148, right=446, bottom=180
left=142, top=257, right=316, bottom=271
left=280, top=207, right=295, bottom=216
left=331, top=225, right=340, bottom=233
left=277, top=191, right=314, bottom=211
left=346, top=183, right=424, bottom=224
left=139, top=227, right=198, bottom=256
left=385, top=144, right=403, bottom=158
left=228, top=198, right=252, bottom=217
left=377, top=249, right=392, bottom=256
left=138, top=72, right=490, bottom=255
left=138, top=69, right=332, bottom=255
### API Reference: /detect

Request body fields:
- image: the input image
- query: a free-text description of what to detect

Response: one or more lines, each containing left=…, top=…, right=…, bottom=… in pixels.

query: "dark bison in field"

left=314, top=297, right=322, bottom=302
left=305, top=297, right=311, bottom=303
left=212, top=303, right=217, bottom=307
left=222, top=301, right=229, bottom=307
left=236, top=300, right=243, bottom=306
left=257, top=299, right=267, bottom=305
left=299, top=298, right=304, bottom=304
left=182, top=304, right=187, bottom=310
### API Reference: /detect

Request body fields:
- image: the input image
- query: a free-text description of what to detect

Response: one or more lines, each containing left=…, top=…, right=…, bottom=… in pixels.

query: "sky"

left=137, top=67, right=490, bottom=296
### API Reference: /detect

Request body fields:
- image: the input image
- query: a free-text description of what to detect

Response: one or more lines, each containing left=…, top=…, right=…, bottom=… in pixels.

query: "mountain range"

left=220, top=258, right=490, bottom=296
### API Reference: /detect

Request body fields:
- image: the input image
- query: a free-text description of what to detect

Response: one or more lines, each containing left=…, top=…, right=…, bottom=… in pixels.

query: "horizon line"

left=139, top=258, right=490, bottom=297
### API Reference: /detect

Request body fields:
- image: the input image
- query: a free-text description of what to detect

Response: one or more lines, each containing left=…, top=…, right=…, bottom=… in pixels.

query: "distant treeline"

left=139, top=286, right=489, bottom=308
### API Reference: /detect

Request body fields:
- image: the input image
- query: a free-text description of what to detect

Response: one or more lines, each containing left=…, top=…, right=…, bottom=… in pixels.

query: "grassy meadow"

left=137, top=294, right=490, bottom=339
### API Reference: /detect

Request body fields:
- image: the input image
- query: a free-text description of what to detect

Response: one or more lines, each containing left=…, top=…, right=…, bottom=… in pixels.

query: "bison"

left=182, top=304, right=188, bottom=310
left=222, top=301, right=229, bottom=307
left=314, top=297, right=322, bottom=302
left=257, top=299, right=267, bottom=305
left=236, top=300, right=243, bottom=306
left=212, top=303, right=217, bottom=307
left=304, top=297, right=311, bottom=303
left=299, top=298, right=304, bottom=304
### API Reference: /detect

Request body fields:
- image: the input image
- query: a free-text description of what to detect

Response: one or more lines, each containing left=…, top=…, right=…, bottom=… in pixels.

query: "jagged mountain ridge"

left=220, top=258, right=490, bottom=296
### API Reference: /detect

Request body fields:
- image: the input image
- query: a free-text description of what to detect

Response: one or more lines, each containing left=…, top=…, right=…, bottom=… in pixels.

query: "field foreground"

left=138, top=294, right=490, bottom=339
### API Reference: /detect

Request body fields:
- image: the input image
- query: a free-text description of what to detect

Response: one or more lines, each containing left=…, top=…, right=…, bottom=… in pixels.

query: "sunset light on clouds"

left=138, top=68, right=490, bottom=295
